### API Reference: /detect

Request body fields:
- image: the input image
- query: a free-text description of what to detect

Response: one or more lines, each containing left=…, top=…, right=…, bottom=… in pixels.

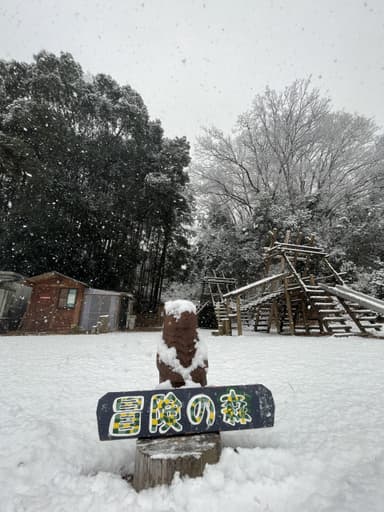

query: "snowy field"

left=1, top=330, right=384, bottom=512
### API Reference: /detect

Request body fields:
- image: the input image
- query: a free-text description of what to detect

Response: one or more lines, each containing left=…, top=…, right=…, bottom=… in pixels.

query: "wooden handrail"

left=222, top=272, right=289, bottom=298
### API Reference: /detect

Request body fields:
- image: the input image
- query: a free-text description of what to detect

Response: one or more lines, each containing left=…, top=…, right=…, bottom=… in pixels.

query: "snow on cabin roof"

left=25, top=271, right=89, bottom=287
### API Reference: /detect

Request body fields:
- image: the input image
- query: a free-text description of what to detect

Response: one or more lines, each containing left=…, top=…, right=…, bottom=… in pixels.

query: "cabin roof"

left=25, top=271, right=89, bottom=287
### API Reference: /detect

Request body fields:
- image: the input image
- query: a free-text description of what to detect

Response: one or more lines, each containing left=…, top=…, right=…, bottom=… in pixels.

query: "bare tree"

left=193, top=78, right=383, bottom=225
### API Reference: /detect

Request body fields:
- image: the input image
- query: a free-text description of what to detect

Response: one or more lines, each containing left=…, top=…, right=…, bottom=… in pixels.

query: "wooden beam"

left=282, top=254, right=307, bottom=290
left=322, top=259, right=345, bottom=285
left=266, top=242, right=325, bottom=253
left=272, top=247, right=327, bottom=257
left=223, top=272, right=289, bottom=298
left=203, top=277, right=237, bottom=284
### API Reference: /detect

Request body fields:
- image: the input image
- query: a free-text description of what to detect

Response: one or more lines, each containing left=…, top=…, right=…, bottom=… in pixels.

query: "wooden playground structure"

left=198, top=232, right=384, bottom=337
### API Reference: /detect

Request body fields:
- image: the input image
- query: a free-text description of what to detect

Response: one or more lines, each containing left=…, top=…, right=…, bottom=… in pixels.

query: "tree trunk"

left=133, top=433, right=221, bottom=491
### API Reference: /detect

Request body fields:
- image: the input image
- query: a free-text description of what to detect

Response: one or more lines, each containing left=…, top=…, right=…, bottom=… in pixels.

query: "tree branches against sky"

left=0, top=0, right=383, bottom=146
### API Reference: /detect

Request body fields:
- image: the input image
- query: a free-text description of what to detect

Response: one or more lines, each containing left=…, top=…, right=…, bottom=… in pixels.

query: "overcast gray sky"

left=1, top=0, right=384, bottom=147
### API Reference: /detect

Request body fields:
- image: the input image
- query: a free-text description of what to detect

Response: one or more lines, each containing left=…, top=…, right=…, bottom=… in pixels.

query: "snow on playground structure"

left=199, top=231, right=384, bottom=337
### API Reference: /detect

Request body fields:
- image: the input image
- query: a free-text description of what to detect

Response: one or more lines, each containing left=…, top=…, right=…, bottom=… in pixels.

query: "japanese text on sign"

left=97, top=384, right=275, bottom=441
left=108, top=389, right=251, bottom=437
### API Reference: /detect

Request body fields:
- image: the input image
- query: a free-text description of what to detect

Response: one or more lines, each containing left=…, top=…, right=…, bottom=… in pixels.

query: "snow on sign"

left=96, top=384, right=275, bottom=440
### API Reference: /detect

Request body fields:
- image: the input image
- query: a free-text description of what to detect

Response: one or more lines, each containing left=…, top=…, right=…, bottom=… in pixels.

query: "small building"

left=22, top=272, right=87, bottom=333
left=0, top=271, right=32, bottom=332
left=21, top=271, right=133, bottom=333
left=79, top=287, right=134, bottom=332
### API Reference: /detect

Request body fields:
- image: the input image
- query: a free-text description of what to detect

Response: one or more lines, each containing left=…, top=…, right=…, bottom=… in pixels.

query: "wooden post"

left=268, top=300, right=280, bottom=333
left=284, top=278, right=295, bottom=335
left=133, top=300, right=220, bottom=491
left=301, top=300, right=311, bottom=334
left=222, top=318, right=232, bottom=335
left=223, top=298, right=232, bottom=335
left=284, top=230, right=291, bottom=244
left=236, top=295, right=243, bottom=336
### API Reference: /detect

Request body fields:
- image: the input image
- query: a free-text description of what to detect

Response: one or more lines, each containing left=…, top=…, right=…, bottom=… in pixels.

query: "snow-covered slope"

left=1, top=331, right=384, bottom=511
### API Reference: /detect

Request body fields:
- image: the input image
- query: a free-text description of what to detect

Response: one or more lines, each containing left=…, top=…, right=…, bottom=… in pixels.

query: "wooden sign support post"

left=136, top=300, right=216, bottom=490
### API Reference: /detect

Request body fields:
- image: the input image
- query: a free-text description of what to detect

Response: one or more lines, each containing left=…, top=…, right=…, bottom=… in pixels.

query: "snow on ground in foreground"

left=1, top=330, right=384, bottom=512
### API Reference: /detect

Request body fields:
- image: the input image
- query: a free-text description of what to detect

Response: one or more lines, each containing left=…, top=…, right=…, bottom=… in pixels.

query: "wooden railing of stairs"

left=222, top=273, right=289, bottom=335
left=319, top=284, right=384, bottom=336
left=200, top=272, right=236, bottom=334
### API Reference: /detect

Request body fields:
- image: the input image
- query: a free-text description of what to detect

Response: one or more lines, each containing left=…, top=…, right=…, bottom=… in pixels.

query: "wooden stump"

left=133, top=433, right=221, bottom=491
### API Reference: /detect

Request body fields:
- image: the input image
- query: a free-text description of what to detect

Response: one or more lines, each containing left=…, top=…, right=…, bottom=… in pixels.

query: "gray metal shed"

left=0, top=272, right=31, bottom=332
left=79, top=288, right=134, bottom=332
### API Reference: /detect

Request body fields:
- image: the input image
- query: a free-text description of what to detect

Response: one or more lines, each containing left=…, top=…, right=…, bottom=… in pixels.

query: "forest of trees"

left=190, top=79, right=384, bottom=298
left=0, top=51, right=192, bottom=311
left=1, top=55, right=384, bottom=307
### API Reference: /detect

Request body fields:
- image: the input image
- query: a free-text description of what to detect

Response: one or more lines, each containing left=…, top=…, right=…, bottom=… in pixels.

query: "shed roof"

left=25, top=272, right=133, bottom=297
left=25, top=271, right=89, bottom=287
left=86, top=287, right=134, bottom=298
left=0, top=271, right=26, bottom=284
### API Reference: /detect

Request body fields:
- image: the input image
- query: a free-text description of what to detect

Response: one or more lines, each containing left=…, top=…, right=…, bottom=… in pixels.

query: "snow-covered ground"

left=1, top=330, right=384, bottom=511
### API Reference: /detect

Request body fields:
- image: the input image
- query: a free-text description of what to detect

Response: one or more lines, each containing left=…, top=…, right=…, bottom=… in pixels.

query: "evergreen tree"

left=0, top=51, right=191, bottom=309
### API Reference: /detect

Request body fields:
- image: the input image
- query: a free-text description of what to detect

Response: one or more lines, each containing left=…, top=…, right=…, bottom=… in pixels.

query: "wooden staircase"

left=306, top=285, right=352, bottom=335
left=279, top=296, right=321, bottom=335
left=254, top=302, right=273, bottom=332
left=214, top=301, right=230, bottom=333
left=336, top=299, right=383, bottom=335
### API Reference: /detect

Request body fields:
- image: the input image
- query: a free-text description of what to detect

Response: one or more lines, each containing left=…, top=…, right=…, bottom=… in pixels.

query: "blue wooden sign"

left=96, top=384, right=274, bottom=440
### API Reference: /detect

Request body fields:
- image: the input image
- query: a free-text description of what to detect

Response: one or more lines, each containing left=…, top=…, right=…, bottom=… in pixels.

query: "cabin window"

left=58, top=288, right=78, bottom=309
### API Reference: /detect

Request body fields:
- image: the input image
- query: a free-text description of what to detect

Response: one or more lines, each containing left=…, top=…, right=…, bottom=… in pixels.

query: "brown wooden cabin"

left=21, top=271, right=134, bottom=334
left=21, top=272, right=87, bottom=333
